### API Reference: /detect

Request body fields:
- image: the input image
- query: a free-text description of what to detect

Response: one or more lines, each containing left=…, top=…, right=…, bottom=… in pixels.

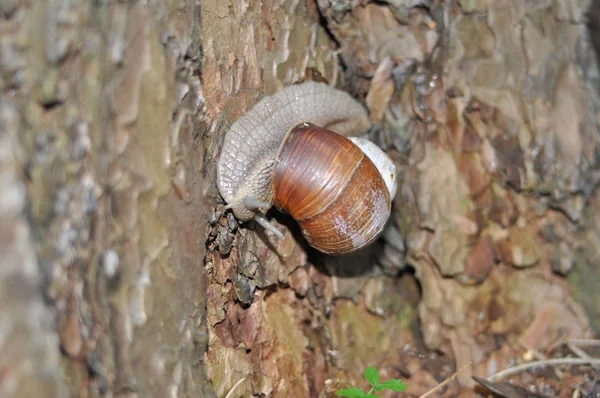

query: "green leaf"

left=364, top=366, right=381, bottom=386
left=365, top=395, right=380, bottom=398
left=336, top=387, right=367, bottom=397
left=379, top=379, right=407, bottom=391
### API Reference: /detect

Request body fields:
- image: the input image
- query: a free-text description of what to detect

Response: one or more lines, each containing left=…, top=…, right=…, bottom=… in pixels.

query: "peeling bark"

left=1, top=1, right=213, bottom=397
left=2, top=0, right=600, bottom=397
left=203, top=0, right=600, bottom=396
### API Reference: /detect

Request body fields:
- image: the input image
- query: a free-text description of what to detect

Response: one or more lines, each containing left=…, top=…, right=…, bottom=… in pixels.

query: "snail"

left=217, top=81, right=397, bottom=255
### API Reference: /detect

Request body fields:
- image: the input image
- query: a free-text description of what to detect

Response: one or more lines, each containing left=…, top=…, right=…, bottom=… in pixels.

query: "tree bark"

left=1, top=1, right=213, bottom=397
left=1, top=0, right=599, bottom=397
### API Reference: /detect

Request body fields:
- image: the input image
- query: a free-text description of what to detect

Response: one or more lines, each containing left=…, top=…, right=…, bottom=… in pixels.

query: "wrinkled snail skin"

left=216, top=81, right=396, bottom=254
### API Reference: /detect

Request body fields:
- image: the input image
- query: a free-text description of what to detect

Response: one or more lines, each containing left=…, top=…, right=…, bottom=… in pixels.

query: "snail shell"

left=273, top=123, right=392, bottom=254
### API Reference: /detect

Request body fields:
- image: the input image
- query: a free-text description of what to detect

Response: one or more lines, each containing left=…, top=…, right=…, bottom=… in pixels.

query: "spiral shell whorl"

left=273, top=123, right=391, bottom=255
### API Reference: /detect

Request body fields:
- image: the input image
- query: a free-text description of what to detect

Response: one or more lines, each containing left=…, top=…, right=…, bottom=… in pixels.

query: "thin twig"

left=418, top=361, right=472, bottom=398
left=488, top=358, right=600, bottom=382
left=567, top=339, right=600, bottom=347
left=567, top=341, right=600, bottom=371
left=224, top=377, right=246, bottom=398
left=517, top=340, right=563, bottom=378
left=568, top=343, right=591, bottom=360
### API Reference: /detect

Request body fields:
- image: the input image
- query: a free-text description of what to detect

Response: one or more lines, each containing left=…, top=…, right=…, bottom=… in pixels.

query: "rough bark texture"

left=202, top=0, right=600, bottom=396
left=1, top=0, right=600, bottom=398
left=1, top=1, right=213, bottom=397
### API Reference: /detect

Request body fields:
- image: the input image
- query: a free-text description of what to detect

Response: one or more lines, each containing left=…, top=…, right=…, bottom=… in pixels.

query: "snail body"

left=217, top=81, right=396, bottom=255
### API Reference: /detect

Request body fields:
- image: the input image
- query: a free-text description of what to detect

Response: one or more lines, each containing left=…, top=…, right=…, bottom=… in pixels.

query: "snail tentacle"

left=244, top=196, right=272, bottom=212
left=253, top=213, right=285, bottom=240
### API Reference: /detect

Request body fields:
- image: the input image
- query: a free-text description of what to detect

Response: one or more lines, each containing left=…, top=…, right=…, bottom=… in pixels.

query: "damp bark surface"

left=1, top=1, right=600, bottom=398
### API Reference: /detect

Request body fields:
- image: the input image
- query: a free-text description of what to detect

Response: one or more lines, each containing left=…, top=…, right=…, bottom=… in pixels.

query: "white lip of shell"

left=348, top=137, right=397, bottom=199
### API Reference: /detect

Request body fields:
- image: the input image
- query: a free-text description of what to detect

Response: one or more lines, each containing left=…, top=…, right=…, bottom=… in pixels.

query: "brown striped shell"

left=273, top=123, right=391, bottom=255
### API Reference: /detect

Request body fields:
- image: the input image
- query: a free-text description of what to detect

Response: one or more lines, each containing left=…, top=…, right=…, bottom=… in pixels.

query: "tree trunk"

left=1, top=1, right=213, bottom=396
left=1, top=0, right=599, bottom=397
